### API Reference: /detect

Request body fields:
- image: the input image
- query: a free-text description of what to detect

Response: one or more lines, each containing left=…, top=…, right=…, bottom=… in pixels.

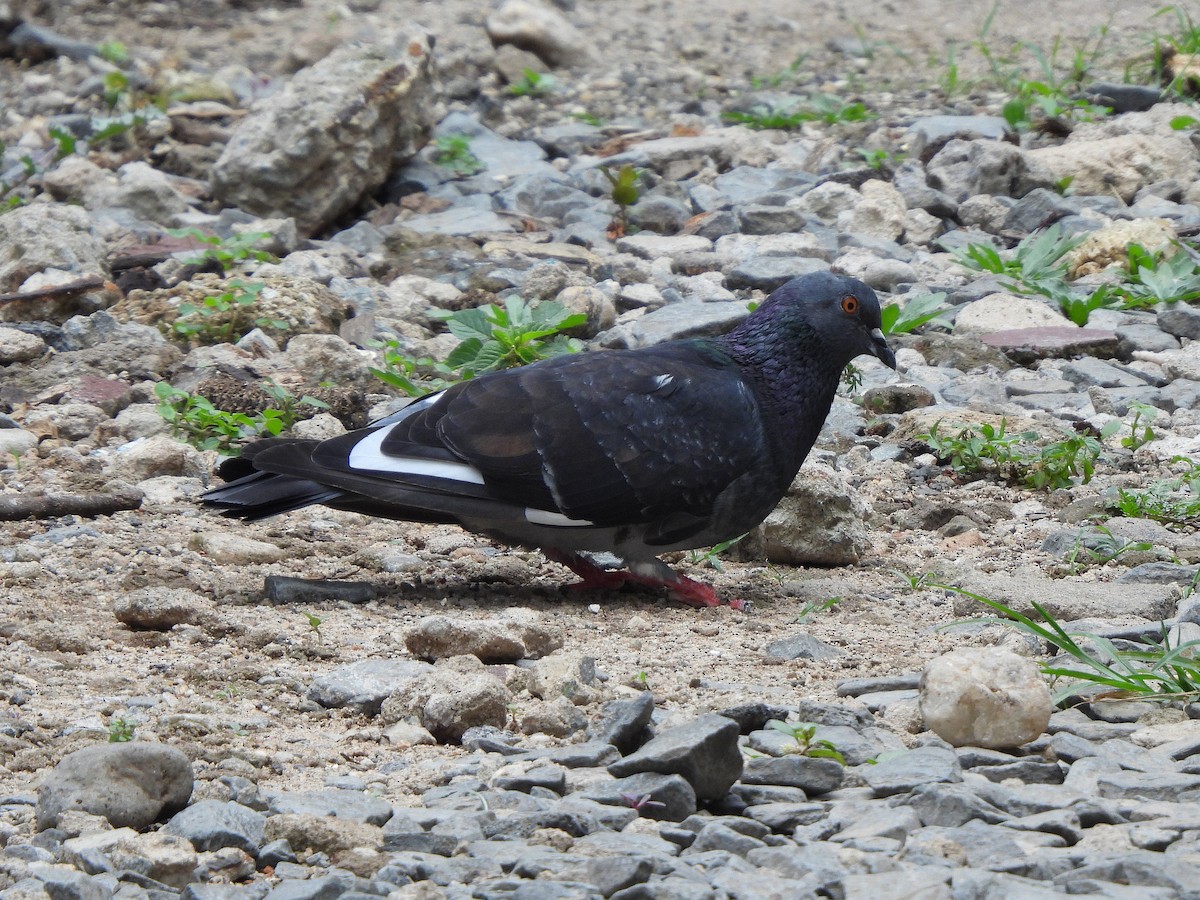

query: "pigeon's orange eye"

left=840, top=296, right=859, bottom=315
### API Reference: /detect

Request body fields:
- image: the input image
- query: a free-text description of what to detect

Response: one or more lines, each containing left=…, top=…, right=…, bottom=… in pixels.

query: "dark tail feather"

left=203, top=470, right=346, bottom=521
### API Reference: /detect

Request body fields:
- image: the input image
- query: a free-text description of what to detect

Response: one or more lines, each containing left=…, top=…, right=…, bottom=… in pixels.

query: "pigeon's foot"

left=545, top=550, right=748, bottom=611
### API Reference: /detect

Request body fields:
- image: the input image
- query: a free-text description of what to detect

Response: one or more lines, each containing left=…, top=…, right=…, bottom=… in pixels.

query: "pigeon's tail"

left=203, top=441, right=348, bottom=521
left=202, top=439, right=520, bottom=528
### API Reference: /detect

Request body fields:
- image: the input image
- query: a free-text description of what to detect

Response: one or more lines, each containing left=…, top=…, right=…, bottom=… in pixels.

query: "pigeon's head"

left=752, top=272, right=897, bottom=371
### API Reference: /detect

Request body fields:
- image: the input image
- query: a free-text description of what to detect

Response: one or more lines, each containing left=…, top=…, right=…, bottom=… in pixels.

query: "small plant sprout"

left=766, top=719, right=846, bottom=764
left=894, top=570, right=942, bottom=592
left=108, top=718, right=136, bottom=743
left=508, top=68, right=557, bottom=97
left=600, top=164, right=641, bottom=238
left=723, top=96, right=873, bottom=130
left=686, top=532, right=749, bottom=571
left=880, top=292, right=951, bottom=335
left=431, top=134, right=484, bottom=176
left=303, top=611, right=323, bottom=642
left=1104, top=401, right=1159, bottom=451
left=631, top=670, right=649, bottom=690
left=792, top=596, right=840, bottom=624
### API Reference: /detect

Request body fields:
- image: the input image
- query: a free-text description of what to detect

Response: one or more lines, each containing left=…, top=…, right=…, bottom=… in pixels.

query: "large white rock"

left=953, top=292, right=1068, bottom=334
left=919, top=647, right=1052, bottom=749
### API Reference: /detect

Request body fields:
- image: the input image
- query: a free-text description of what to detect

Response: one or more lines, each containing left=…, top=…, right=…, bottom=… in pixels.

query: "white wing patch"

left=348, top=423, right=485, bottom=484
left=524, top=508, right=593, bottom=527
left=653, top=374, right=673, bottom=390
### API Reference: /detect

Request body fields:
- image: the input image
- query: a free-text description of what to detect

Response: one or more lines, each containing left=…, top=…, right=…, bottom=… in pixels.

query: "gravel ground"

left=3, top=1, right=1200, bottom=898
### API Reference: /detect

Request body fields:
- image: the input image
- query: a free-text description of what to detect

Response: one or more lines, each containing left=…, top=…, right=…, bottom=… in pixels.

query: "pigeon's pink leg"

left=544, top=550, right=750, bottom=611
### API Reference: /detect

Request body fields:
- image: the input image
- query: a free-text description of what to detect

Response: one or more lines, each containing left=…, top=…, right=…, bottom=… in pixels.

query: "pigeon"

left=202, top=272, right=896, bottom=609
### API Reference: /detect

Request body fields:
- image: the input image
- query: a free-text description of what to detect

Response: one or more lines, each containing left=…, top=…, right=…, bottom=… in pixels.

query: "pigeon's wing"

left=206, top=344, right=768, bottom=542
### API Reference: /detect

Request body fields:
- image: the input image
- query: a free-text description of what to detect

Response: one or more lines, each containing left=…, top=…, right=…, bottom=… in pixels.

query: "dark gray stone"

left=35, top=743, right=193, bottom=832
left=1119, top=562, right=1200, bottom=585
left=1082, top=82, right=1162, bottom=113
left=683, top=822, right=767, bottom=858
left=265, top=790, right=392, bottom=825
left=739, top=755, right=843, bottom=795
left=1158, top=304, right=1200, bottom=340
left=1116, top=323, right=1181, bottom=357
left=1097, top=771, right=1200, bottom=802
left=1156, top=378, right=1200, bottom=413
left=163, top=800, right=266, bottom=853
left=724, top=256, right=829, bottom=292
left=836, top=673, right=922, bottom=697
left=1002, top=188, right=1079, bottom=232
left=741, top=801, right=826, bottom=832
left=587, top=692, right=655, bottom=754
left=736, top=204, right=808, bottom=235
left=762, top=632, right=842, bottom=661
left=608, top=714, right=742, bottom=801
left=491, top=766, right=566, bottom=795
left=576, top=771, right=696, bottom=822
left=907, top=781, right=1008, bottom=827
left=263, top=875, right=352, bottom=900
left=860, top=746, right=962, bottom=797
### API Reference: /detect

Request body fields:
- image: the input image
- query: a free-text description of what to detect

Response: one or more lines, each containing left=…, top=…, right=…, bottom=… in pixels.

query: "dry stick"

left=0, top=488, right=143, bottom=521
left=0, top=275, right=106, bottom=306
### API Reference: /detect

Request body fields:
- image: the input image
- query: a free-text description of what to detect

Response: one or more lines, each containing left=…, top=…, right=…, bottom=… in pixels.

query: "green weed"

left=723, top=96, right=872, bottom=130
left=508, top=68, right=557, bottom=97
left=600, top=164, right=642, bottom=237
left=371, top=298, right=585, bottom=397
left=431, top=134, right=484, bottom=176
left=1108, top=456, right=1200, bottom=528
left=686, top=532, right=750, bottom=572
left=169, top=228, right=275, bottom=272
left=108, top=718, right=136, bottom=742
left=155, top=382, right=329, bottom=454
left=1063, top=525, right=1154, bottom=575
left=171, top=280, right=285, bottom=345
left=921, top=419, right=1102, bottom=491
left=880, top=292, right=950, bottom=335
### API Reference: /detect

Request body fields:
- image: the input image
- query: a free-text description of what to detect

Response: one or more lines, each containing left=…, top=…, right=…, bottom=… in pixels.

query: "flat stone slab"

left=980, top=327, right=1119, bottom=362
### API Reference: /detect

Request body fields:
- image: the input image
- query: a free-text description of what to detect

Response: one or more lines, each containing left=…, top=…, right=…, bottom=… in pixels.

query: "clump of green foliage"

left=371, top=298, right=585, bottom=397
left=1108, top=456, right=1200, bottom=528
left=953, top=227, right=1200, bottom=325
left=951, top=224, right=1082, bottom=296
left=155, top=382, right=329, bottom=454
left=171, top=280, right=285, bottom=344
left=921, top=419, right=1103, bottom=491
left=508, top=68, right=557, bottom=97
left=941, top=583, right=1200, bottom=705
left=431, top=134, right=484, bottom=176
left=108, top=718, right=136, bottom=742
left=723, top=95, right=873, bottom=130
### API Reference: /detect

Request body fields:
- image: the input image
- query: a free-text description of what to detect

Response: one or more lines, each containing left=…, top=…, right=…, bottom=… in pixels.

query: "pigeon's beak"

left=867, top=327, right=897, bottom=370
